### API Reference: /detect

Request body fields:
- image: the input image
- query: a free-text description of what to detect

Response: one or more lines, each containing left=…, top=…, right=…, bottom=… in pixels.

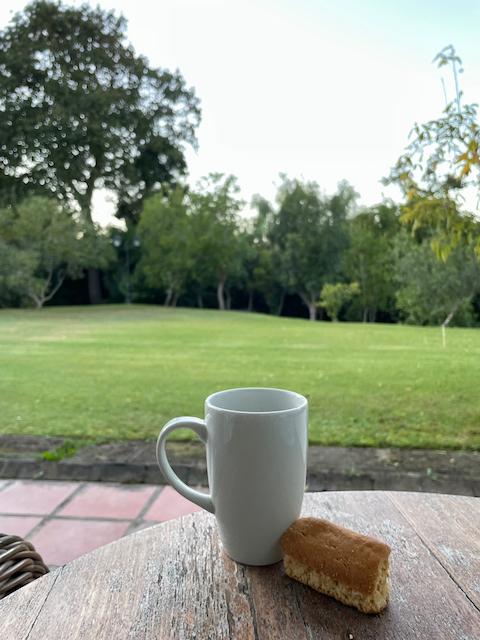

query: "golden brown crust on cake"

left=281, top=517, right=391, bottom=613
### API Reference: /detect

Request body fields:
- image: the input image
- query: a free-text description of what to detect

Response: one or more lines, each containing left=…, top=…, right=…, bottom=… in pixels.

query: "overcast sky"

left=1, top=0, right=479, bottom=225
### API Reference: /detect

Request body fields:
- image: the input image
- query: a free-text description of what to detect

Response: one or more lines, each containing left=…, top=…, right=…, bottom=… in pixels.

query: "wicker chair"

left=0, top=533, right=49, bottom=599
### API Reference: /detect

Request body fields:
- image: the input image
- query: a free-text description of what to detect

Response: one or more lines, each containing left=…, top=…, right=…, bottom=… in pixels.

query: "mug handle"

left=156, top=417, right=214, bottom=514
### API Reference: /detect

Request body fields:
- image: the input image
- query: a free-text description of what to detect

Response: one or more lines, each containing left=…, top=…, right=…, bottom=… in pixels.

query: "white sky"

left=1, top=0, right=480, bottom=225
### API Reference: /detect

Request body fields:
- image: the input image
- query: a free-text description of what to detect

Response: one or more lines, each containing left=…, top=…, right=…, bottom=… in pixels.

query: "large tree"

left=226, top=227, right=257, bottom=311
left=387, top=46, right=480, bottom=259
left=250, top=195, right=285, bottom=314
left=251, top=244, right=285, bottom=314
left=0, top=196, right=110, bottom=307
left=136, top=187, right=192, bottom=307
left=269, top=178, right=355, bottom=320
left=394, top=230, right=480, bottom=327
left=0, top=0, right=200, bottom=302
left=343, top=203, right=398, bottom=322
left=190, top=174, right=243, bottom=310
left=0, top=239, right=34, bottom=307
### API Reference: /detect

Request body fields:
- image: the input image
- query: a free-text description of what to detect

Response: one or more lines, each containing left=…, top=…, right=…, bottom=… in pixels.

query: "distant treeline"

left=1, top=3, right=479, bottom=325
left=1, top=175, right=479, bottom=328
left=96, top=175, right=480, bottom=327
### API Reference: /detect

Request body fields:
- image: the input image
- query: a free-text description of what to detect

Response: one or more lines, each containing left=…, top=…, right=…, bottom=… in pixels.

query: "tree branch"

left=442, top=299, right=462, bottom=327
left=26, top=291, right=42, bottom=308
left=43, top=269, right=67, bottom=303
left=37, top=266, right=54, bottom=305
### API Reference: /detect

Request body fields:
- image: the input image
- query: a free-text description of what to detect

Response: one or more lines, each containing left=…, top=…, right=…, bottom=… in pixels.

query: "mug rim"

left=205, top=387, right=308, bottom=415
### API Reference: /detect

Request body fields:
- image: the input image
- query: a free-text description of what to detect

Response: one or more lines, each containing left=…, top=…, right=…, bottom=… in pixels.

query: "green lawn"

left=0, top=305, right=478, bottom=450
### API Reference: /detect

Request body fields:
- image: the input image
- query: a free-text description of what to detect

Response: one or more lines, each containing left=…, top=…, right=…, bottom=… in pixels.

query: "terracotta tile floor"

left=0, top=480, right=202, bottom=567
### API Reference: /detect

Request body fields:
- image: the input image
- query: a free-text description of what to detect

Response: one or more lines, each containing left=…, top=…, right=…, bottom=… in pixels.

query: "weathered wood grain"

left=388, top=491, right=480, bottom=609
left=1, top=514, right=255, bottom=640
left=246, top=563, right=310, bottom=640
left=0, top=492, right=478, bottom=640
left=0, top=569, right=59, bottom=639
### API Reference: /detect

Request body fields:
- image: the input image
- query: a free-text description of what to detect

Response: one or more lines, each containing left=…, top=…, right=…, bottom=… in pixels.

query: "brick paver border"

left=0, top=480, right=203, bottom=567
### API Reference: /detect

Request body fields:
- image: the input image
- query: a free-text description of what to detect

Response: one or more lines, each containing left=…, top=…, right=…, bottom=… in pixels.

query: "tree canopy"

left=387, top=46, right=480, bottom=260
left=0, top=196, right=110, bottom=307
left=0, top=0, right=200, bottom=301
left=394, top=230, right=479, bottom=327
left=343, top=204, right=398, bottom=322
left=0, top=0, right=200, bottom=217
left=136, top=187, right=192, bottom=307
left=267, top=178, right=355, bottom=320
left=189, top=174, right=244, bottom=310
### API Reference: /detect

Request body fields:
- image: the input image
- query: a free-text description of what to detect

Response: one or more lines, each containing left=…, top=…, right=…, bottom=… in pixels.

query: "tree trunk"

left=86, top=269, right=102, bottom=305
left=164, top=288, right=173, bottom=307
left=442, top=300, right=461, bottom=327
left=300, top=291, right=317, bottom=321
left=217, top=274, right=226, bottom=310
left=247, top=291, right=253, bottom=312
left=276, top=291, right=285, bottom=316
left=362, top=307, right=368, bottom=323
left=83, top=198, right=102, bottom=305
left=29, top=268, right=67, bottom=309
left=30, top=295, right=43, bottom=309
left=197, top=293, right=203, bottom=308
left=171, top=293, right=178, bottom=307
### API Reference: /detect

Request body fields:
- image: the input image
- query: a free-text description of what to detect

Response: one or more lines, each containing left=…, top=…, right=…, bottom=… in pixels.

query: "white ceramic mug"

left=156, top=387, right=308, bottom=565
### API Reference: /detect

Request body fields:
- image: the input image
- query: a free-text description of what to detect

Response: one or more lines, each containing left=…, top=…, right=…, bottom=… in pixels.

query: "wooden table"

left=1, top=491, right=479, bottom=639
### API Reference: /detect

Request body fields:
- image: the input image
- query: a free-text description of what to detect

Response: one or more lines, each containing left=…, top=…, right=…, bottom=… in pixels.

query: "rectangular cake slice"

left=281, top=517, right=391, bottom=614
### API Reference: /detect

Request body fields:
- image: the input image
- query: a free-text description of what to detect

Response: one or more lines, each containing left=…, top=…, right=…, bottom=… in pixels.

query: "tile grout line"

left=125, top=485, right=164, bottom=535
left=23, top=481, right=86, bottom=539
left=0, top=485, right=169, bottom=531
left=1, top=482, right=204, bottom=540
left=0, top=512, right=137, bottom=523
